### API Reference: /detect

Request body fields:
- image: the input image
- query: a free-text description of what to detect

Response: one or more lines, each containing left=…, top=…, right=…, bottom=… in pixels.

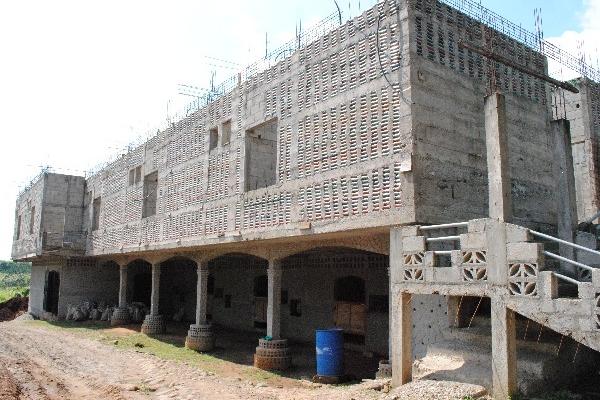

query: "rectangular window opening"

left=129, top=166, right=142, bottom=186
left=16, top=214, right=22, bottom=240
left=221, top=120, right=232, bottom=146
left=244, top=118, right=278, bottom=192
left=92, top=197, right=101, bottom=231
left=290, top=299, right=301, bottom=317
left=29, top=206, right=35, bottom=234
left=209, top=127, right=218, bottom=151
left=142, top=171, right=158, bottom=218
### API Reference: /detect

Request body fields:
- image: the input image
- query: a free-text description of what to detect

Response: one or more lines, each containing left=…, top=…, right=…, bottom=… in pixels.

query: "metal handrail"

left=426, top=236, right=461, bottom=243
left=553, top=272, right=581, bottom=286
left=420, top=222, right=468, bottom=231
left=584, top=210, right=600, bottom=225
left=544, top=251, right=594, bottom=273
left=530, top=230, right=600, bottom=258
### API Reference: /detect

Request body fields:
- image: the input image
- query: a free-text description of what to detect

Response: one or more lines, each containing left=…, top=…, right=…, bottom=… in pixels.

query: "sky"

left=0, top=0, right=598, bottom=260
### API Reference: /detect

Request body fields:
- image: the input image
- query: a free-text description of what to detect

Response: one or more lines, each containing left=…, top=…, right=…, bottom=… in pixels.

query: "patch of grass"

left=27, top=320, right=224, bottom=373
left=242, top=367, right=277, bottom=381
left=0, top=287, right=29, bottom=303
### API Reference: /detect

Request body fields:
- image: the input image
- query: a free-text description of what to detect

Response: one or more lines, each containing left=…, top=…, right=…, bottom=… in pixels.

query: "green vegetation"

left=0, top=261, right=31, bottom=303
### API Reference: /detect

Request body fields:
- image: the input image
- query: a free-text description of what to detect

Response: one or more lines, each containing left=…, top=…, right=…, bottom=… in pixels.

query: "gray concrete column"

left=266, top=259, right=282, bottom=339
left=195, top=262, right=209, bottom=325
left=552, top=119, right=578, bottom=275
left=391, top=291, right=412, bottom=386
left=490, top=297, right=517, bottom=399
left=387, top=266, right=393, bottom=359
left=118, top=264, right=128, bottom=308
left=150, top=263, right=161, bottom=316
left=484, top=92, right=512, bottom=222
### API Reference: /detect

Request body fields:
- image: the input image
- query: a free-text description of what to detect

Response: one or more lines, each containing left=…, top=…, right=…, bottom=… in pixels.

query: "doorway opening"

left=253, top=275, right=268, bottom=329
left=43, top=270, right=60, bottom=315
left=334, top=276, right=367, bottom=345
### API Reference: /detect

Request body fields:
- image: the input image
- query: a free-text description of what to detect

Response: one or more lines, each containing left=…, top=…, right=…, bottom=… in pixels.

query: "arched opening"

left=43, top=270, right=60, bottom=315
left=208, top=253, right=268, bottom=331
left=280, top=247, right=388, bottom=358
left=127, top=259, right=152, bottom=311
left=253, top=275, right=268, bottom=328
left=159, top=257, right=197, bottom=322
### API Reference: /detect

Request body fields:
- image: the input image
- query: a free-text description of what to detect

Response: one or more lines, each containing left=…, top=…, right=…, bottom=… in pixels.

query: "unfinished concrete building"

left=12, top=0, right=600, bottom=397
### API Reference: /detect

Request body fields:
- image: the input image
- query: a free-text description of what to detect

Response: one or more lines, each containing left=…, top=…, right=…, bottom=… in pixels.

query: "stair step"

left=417, top=317, right=597, bottom=395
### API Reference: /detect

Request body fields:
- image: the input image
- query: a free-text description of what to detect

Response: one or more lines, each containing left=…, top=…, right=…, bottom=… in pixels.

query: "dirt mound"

left=0, top=295, right=28, bottom=322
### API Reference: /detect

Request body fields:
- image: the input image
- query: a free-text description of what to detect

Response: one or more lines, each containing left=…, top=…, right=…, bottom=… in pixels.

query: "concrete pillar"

left=552, top=119, right=578, bottom=275
left=266, top=259, right=282, bottom=339
left=490, top=297, right=517, bottom=399
left=111, top=263, right=131, bottom=326
left=118, top=264, right=128, bottom=308
left=141, top=262, right=165, bottom=334
left=391, top=291, right=412, bottom=386
left=186, top=261, right=214, bottom=352
left=484, top=92, right=512, bottom=222
left=195, top=262, right=209, bottom=325
left=376, top=266, right=394, bottom=378
left=150, top=263, right=161, bottom=316
left=254, top=259, right=291, bottom=371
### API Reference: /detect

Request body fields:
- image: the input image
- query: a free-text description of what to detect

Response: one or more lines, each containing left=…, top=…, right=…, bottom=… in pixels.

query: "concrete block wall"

left=12, top=175, right=45, bottom=258
left=12, top=173, right=86, bottom=260
left=28, top=263, right=49, bottom=317
left=558, top=79, right=600, bottom=223
left=58, top=259, right=119, bottom=318
left=28, top=258, right=119, bottom=319
left=74, top=0, right=416, bottom=258
left=409, top=0, right=556, bottom=229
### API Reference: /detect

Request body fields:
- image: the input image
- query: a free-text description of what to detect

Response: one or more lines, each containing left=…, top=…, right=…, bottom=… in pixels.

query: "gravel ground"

left=0, top=319, right=487, bottom=400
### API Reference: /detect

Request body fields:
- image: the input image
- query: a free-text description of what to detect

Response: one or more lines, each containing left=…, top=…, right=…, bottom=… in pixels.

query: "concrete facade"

left=556, top=79, right=600, bottom=224
left=12, top=0, right=600, bottom=397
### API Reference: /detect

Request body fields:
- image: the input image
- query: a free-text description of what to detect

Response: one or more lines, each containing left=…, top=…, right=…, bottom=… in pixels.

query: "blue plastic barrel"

left=315, top=328, right=344, bottom=377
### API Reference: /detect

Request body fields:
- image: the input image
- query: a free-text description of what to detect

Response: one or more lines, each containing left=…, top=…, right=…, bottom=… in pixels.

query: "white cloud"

left=546, top=0, right=600, bottom=80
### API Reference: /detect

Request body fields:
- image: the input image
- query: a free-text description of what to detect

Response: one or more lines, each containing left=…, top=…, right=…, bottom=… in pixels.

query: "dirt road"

left=0, top=320, right=486, bottom=400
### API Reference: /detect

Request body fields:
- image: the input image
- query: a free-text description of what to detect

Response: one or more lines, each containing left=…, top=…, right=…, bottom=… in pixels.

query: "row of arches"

left=95, top=248, right=387, bottom=349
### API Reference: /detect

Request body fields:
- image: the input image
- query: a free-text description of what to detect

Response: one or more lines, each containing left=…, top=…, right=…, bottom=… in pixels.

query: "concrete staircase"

left=391, top=218, right=600, bottom=396
left=415, top=317, right=598, bottom=395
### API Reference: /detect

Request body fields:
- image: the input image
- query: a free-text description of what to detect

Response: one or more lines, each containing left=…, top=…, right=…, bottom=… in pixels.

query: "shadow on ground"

left=44, top=320, right=382, bottom=382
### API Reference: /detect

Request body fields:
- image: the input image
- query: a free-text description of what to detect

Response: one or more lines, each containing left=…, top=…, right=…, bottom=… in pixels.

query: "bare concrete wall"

left=28, top=263, right=47, bottom=317
left=76, top=1, right=415, bottom=258
left=409, top=1, right=556, bottom=230
left=13, top=173, right=86, bottom=260
left=559, top=79, right=600, bottom=223
left=58, top=259, right=119, bottom=318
